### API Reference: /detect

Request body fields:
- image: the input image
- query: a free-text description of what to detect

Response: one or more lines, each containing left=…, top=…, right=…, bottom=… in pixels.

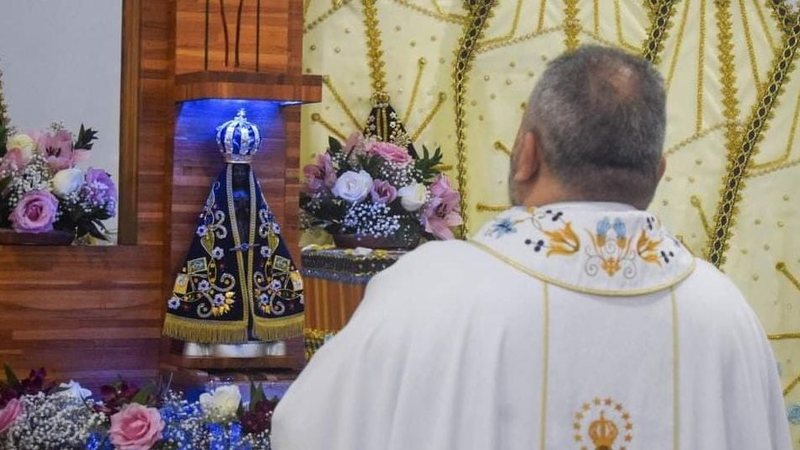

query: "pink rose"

left=367, top=141, right=413, bottom=167
left=109, top=403, right=164, bottom=450
left=303, top=153, right=337, bottom=193
left=9, top=191, right=59, bottom=233
left=422, top=175, right=463, bottom=240
left=0, top=398, right=23, bottom=434
left=370, top=179, right=398, bottom=203
left=35, top=129, right=89, bottom=171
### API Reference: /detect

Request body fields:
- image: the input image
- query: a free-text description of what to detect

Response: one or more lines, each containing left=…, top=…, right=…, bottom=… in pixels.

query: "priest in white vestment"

left=272, top=45, right=791, bottom=450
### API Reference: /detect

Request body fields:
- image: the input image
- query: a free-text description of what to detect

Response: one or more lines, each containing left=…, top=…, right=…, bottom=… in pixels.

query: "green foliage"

left=130, top=382, right=157, bottom=405
left=0, top=67, right=9, bottom=158
left=0, top=122, right=7, bottom=158
left=74, top=124, right=98, bottom=151
left=248, top=380, right=266, bottom=412
left=328, top=136, right=343, bottom=155
left=416, top=145, right=444, bottom=181
left=4, top=363, right=20, bottom=389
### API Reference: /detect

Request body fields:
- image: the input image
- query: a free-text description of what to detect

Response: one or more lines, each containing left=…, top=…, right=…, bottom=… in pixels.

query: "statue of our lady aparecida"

left=163, top=109, right=304, bottom=357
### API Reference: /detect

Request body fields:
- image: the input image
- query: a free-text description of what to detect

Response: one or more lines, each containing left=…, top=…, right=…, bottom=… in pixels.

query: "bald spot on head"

left=519, top=45, right=667, bottom=207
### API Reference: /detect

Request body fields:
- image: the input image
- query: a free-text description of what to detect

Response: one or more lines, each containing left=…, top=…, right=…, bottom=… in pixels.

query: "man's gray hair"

left=524, top=45, right=666, bottom=206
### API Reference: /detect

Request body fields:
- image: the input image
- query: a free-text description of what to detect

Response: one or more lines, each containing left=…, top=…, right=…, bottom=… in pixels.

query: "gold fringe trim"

left=162, top=314, right=248, bottom=344
left=252, top=314, right=305, bottom=341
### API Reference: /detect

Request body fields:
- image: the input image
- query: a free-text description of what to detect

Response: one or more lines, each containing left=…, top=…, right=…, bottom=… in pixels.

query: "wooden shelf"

left=162, top=353, right=301, bottom=371
left=175, top=71, right=322, bottom=103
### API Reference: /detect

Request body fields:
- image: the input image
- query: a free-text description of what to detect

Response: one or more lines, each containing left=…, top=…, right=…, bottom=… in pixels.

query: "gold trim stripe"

left=715, top=0, right=742, bottom=160
left=361, top=0, right=388, bottom=96
left=304, top=0, right=353, bottom=33
left=563, top=0, right=581, bottom=51
left=671, top=287, right=680, bottom=450
left=665, top=0, right=691, bottom=90
left=695, top=0, right=707, bottom=133
left=783, top=372, right=800, bottom=397
left=540, top=282, right=550, bottom=450
left=769, top=332, right=800, bottom=340
left=322, top=75, right=363, bottom=130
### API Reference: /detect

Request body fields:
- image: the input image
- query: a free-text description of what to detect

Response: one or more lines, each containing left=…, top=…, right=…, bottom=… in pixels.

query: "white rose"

left=331, top=170, right=373, bottom=203
left=199, top=384, right=242, bottom=420
left=398, top=182, right=427, bottom=211
left=7, top=134, right=36, bottom=162
left=52, top=168, right=84, bottom=196
left=57, top=380, right=92, bottom=400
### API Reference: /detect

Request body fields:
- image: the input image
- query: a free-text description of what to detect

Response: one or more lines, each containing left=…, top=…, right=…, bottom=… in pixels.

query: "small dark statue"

left=163, top=109, right=304, bottom=357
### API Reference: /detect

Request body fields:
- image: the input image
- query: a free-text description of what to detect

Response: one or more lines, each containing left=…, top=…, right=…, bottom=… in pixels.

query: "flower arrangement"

left=300, top=133, right=463, bottom=243
left=0, top=123, right=117, bottom=242
left=0, top=366, right=278, bottom=449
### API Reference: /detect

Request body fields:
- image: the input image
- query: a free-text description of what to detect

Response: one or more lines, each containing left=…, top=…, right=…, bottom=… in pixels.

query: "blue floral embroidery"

left=596, top=217, right=626, bottom=239
left=487, top=217, right=518, bottom=237
left=596, top=217, right=611, bottom=237
left=613, top=218, right=626, bottom=238
left=787, top=403, right=800, bottom=424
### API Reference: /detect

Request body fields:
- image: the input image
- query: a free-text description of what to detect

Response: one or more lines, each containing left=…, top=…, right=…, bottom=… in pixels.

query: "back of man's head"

left=524, top=45, right=666, bottom=208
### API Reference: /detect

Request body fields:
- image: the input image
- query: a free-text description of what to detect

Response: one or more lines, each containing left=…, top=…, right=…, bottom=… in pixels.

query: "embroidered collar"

left=470, top=204, right=696, bottom=296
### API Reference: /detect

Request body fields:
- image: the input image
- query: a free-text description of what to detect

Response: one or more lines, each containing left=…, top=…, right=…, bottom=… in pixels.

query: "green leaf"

left=131, top=382, right=156, bottom=405
left=4, top=363, right=20, bottom=388
left=74, top=124, right=98, bottom=151
left=415, top=145, right=444, bottom=181
left=0, top=125, right=7, bottom=158
left=328, top=136, right=343, bottom=155
left=249, top=380, right=265, bottom=412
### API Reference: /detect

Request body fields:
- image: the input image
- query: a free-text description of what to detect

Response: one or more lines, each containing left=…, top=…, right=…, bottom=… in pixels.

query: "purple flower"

left=9, top=191, right=59, bottom=233
left=82, top=168, right=117, bottom=216
left=370, top=179, right=398, bottom=204
left=303, top=153, right=337, bottom=193
left=422, top=175, right=463, bottom=240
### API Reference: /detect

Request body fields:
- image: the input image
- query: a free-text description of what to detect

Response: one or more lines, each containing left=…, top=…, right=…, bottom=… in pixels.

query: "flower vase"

left=0, top=229, right=74, bottom=246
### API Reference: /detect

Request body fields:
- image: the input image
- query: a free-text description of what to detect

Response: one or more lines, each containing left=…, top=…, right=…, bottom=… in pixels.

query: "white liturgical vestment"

left=272, top=203, right=791, bottom=450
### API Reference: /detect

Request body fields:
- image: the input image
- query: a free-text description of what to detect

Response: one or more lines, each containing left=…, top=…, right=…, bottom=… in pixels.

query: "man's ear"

left=512, top=131, right=540, bottom=183
left=657, top=155, right=667, bottom=181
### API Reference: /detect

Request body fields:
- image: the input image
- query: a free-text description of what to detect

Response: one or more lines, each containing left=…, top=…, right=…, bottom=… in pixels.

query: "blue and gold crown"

left=215, top=109, right=261, bottom=163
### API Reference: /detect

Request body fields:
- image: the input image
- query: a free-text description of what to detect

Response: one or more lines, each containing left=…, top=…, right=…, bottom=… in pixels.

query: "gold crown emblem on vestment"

left=588, top=411, right=619, bottom=449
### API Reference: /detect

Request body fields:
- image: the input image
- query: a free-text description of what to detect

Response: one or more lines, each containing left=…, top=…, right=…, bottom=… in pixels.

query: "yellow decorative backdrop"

left=301, top=0, right=800, bottom=441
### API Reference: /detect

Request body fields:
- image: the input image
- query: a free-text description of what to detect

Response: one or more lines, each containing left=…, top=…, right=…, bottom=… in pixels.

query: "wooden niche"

left=164, top=0, right=321, bottom=376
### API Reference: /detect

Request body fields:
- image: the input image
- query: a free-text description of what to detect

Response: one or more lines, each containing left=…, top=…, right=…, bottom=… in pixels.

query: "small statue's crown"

left=215, top=109, right=261, bottom=163
left=588, top=411, right=619, bottom=449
